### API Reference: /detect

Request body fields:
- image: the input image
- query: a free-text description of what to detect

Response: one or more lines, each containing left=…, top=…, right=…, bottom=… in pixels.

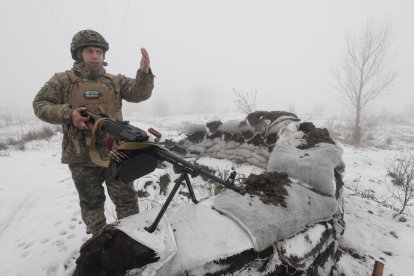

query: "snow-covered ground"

left=0, top=112, right=413, bottom=275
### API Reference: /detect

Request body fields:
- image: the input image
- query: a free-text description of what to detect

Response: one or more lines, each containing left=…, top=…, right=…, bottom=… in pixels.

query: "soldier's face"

left=82, top=47, right=104, bottom=67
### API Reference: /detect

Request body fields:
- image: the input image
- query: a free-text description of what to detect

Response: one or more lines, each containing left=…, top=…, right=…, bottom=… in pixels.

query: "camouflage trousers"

left=69, top=164, right=139, bottom=235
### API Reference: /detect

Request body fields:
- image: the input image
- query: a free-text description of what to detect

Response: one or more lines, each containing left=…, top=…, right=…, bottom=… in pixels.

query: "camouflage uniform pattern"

left=69, top=164, right=139, bottom=235
left=33, top=61, right=154, bottom=234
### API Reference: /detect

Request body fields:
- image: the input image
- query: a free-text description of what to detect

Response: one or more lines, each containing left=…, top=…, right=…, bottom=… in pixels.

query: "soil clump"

left=298, top=122, right=335, bottom=149
left=245, top=111, right=298, bottom=127
left=245, top=171, right=291, bottom=207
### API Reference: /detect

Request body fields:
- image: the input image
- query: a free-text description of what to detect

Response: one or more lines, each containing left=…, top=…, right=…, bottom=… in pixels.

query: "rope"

left=116, top=0, right=132, bottom=50
left=102, top=0, right=106, bottom=33
left=89, top=118, right=110, bottom=167
left=44, top=0, right=67, bottom=37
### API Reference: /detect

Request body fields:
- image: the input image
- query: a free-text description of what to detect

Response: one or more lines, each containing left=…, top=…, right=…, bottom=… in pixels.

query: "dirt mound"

left=245, top=171, right=291, bottom=207
left=245, top=111, right=298, bottom=127
left=73, top=225, right=158, bottom=276
left=298, top=122, right=335, bottom=149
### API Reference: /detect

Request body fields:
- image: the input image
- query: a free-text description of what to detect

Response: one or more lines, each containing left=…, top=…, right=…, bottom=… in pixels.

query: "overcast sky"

left=1, top=0, right=413, bottom=117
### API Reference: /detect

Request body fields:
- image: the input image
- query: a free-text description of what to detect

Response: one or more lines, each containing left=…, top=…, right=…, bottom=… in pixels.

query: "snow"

left=282, top=223, right=328, bottom=259
left=0, top=112, right=414, bottom=275
left=341, top=188, right=414, bottom=276
left=0, top=135, right=87, bottom=276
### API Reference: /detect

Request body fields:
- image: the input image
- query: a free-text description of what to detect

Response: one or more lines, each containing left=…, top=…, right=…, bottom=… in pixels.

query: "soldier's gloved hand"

left=72, top=107, right=90, bottom=130
left=139, top=48, right=150, bottom=74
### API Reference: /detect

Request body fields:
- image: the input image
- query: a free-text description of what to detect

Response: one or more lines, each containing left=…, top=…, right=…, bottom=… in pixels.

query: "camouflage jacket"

left=33, top=62, right=154, bottom=165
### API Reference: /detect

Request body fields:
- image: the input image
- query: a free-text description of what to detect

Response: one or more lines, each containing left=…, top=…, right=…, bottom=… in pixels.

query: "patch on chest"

left=84, top=90, right=102, bottom=98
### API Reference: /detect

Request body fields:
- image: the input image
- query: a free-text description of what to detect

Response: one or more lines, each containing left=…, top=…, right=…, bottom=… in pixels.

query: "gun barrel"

left=153, top=147, right=246, bottom=195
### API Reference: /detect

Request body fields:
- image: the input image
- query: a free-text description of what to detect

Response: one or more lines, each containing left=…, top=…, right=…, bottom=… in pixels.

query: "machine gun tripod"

left=143, top=147, right=238, bottom=233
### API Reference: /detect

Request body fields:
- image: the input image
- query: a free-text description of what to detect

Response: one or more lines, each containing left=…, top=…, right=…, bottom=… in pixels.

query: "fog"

left=1, top=0, right=413, bottom=117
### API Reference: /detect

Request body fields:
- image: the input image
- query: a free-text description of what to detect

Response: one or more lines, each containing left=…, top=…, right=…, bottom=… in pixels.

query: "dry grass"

left=1, top=126, right=58, bottom=151
left=0, top=142, right=7, bottom=151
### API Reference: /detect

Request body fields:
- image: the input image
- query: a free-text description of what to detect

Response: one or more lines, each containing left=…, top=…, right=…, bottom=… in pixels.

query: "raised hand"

left=139, top=48, right=150, bottom=74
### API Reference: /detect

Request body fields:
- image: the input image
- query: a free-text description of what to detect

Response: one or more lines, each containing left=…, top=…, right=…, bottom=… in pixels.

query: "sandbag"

left=267, top=142, right=343, bottom=197
left=212, top=182, right=338, bottom=252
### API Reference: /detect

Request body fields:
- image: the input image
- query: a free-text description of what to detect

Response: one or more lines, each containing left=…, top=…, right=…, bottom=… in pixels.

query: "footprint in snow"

left=59, top=177, right=71, bottom=183
left=53, top=239, right=68, bottom=252
left=54, top=220, right=63, bottom=226
left=23, top=241, right=34, bottom=249
left=41, top=238, right=50, bottom=244
left=21, top=251, right=30, bottom=258
left=44, top=263, right=58, bottom=276
left=17, top=241, right=33, bottom=249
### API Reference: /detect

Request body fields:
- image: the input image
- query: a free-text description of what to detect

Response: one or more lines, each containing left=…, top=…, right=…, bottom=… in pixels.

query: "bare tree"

left=332, top=20, right=396, bottom=145
left=386, top=147, right=414, bottom=215
left=233, top=88, right=257, bottom=114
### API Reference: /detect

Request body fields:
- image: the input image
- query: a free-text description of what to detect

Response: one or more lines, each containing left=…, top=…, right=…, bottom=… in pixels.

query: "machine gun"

left=84, top=111, right=246, bottom=233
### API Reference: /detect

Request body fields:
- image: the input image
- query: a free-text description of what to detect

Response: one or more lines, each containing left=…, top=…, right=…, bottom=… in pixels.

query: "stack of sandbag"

left=165, top=111, right=299, bottom=168
left=267, top=120, right=344, bottom=198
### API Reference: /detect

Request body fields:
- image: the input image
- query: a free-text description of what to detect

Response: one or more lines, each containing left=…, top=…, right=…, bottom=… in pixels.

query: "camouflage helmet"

left=70, top=29, right=109, bottom=61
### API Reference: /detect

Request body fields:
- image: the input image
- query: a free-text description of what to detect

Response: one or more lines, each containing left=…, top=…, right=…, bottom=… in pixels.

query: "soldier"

left=33, top=29, right=155, bottom=236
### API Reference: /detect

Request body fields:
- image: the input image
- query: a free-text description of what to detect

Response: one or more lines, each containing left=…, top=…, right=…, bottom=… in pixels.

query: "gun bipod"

left=145, top=171, right=198, bottom=233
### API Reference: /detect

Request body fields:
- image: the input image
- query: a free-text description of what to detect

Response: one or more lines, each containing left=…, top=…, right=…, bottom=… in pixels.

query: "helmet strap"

left=76, top=48, right=84, bottom=62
